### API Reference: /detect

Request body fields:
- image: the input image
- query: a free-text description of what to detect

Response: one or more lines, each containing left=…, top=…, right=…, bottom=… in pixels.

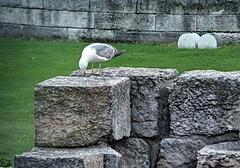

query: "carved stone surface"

left=111, top=138, right=151, bottom=168
left=170, top=70, right=240, bottom=136
left=178, top=33, right=200, bottom=48
left=157, top=138, right=206, bottom=168
left=71, top=67, right=178, bottom=138
left=35, top=76, right=131, bottom=147
left=14, top=146, right=121, bottom=168
left=197, top=141, right=240, bottom=168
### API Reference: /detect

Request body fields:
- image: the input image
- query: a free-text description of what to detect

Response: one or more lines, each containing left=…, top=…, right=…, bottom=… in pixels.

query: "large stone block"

left=35, top=76, right=131, bottom=147
left=0, top=23, right=69, bottom=39
left=94, top=13, right=155, bottom=31
left=137, top=0, right=167, bottom=14
left=196, top=15, right=240, bottom=32
left=71, top=68, right=178, bottom=138
left=197, top=0, right=240, bottom=14
left=43, top=0, right=89, bottom=11
left=90, top=0, right=136, bottom=13
left=167, top=0, right=188, bottom=14
left=156, top=15, right=196, bottom=31
left=157, top=138, right=206, bottom=168
left=0, top=0, right=43, bottom=8
left=68, top=28, right=181, bottom=42
left=111, top=138, right=151, bottom=168
left=170, top=70, right=240, bottom=136
left=14, top=146, right=121, bottom=168
left=0, top=7, right=93, bottom=28
left=197, top=141, right=240, bottom=168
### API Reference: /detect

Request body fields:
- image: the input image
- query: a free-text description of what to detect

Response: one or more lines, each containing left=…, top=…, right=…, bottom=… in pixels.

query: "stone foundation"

left=15, top=68, right=240, bottom=168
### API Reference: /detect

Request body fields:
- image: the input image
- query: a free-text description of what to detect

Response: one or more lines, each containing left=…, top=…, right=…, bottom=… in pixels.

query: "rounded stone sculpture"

left=198, top=33, right=222, bottom=49
left=178, top=33, right=200, bottom=48
left=197, top=141, right=240, bottom=168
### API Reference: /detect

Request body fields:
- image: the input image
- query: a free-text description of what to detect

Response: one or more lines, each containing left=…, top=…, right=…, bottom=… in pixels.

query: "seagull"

left=79, top=43, right=124, bottom=73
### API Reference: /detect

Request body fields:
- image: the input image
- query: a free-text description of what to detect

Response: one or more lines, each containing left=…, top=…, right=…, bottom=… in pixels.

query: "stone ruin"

left=14, top=67, right=240, bottom=168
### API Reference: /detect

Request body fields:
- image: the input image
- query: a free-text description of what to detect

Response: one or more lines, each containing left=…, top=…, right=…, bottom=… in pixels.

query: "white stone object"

left=198, top=33, right=222, bottom=49
left=178, top=33, right=200, bottom=48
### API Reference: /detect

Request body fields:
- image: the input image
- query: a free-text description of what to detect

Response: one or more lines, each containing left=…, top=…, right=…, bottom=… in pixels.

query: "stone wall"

left=15, top=67, right=240, bottom=168
left=0, top=0, right=240, bottom=42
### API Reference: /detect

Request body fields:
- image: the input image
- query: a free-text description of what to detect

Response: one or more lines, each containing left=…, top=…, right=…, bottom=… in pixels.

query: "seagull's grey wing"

left=90, top=44, right=117, bottom=59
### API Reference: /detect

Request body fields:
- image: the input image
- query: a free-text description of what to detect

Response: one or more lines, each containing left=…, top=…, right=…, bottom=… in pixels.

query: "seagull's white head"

left=79, top=57, right=88, bottom=70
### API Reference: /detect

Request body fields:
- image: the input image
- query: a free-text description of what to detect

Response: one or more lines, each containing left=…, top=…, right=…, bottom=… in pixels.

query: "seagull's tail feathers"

left=114, top=50, right=126, bottom=58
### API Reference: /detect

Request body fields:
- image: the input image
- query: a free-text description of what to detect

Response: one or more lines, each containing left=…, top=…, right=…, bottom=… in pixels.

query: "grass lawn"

left=0, top=38, right=240, bottom=166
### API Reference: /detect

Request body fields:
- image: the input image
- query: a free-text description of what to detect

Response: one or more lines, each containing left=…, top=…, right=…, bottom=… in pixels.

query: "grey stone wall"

left=0, top=0, right=240, bottom=42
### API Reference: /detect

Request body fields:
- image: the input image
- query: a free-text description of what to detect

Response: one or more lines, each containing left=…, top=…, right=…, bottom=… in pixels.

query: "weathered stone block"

left=0, top=0, right=43, bottom=8
left=197, top=141, right=240, bottom=168
left=137, top=0, right=167, bottom=14
left=157, top=138, right=206, bottom=168
left=71, top=67, right=178, bottom=138
left=90, top=0, right=136, bottom=13
left=196, top=15, right=240, bottom=32
left=43, top=0, right=89, bottom=11
left=68, top=28, right=181, bottom=43
left=156, top=15, right=196, bottom=31
left=111, top=138, right=151, bottom=168
left=0, top=7, right=93, bottom=28
left=170, top=70, right=240, bottom=136
left=14, top=146, right=121, bottom=168
left=197, top=0, right=240, bottom=14
left=0, top=23, right=69, bottom=39
left=167, top=0, right=188, bottom=14
left=94, top=13, right=155, bottom=31
left=35, top=76, right=131, bottom=147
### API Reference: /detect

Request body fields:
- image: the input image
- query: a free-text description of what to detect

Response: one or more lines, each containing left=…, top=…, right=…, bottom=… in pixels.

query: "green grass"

left=0, top=38, right=240, bottom=166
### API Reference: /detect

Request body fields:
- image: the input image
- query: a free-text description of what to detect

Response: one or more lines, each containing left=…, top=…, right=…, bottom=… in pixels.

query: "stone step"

left=35, top=76, right=131, bottom=147
left=14, top=146, right=121, bottom=168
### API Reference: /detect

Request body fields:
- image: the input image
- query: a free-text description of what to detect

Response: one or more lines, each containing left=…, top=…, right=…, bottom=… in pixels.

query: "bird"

left=79, top=43, right=124, bottom=74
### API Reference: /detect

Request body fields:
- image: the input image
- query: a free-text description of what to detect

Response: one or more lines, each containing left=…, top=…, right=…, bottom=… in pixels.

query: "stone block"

left=167, top=0, right=188, bottom=14
left=0, top=7, right=93, bottom=28
left=196, top=15, right=240, bottom=32
left=0, top=0, right=43, bottom=8
left=90, top=0, right=136, bottom=13
left=14, top=146, right=121, bottom=168
left=137, top=0, right=167, bottom=14
left=68, top=28, right=181, bottom=43
left=157, top=138, right=206, bottom=168
left=156, top=15, right=196, bottom=31
left=35, top=76, right=131, bottom=147
left=43, top=0, right=89, bottom=11
left=71, top=67, right=178, bottom=138
left=111, top=138, right=151, bottom=168
left=197, top=0, right=240, bottom=14
left=0, top=23, right=69, bottom=39
left=170, top=70, right=240, bottom=136
left=197, top=141, right=240, bottom=168
left=94, top=13, right=155, bottom=31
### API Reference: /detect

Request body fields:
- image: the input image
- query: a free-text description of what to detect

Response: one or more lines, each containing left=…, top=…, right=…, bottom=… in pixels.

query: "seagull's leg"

left=91, top=63, right=94, bottom=72
left=83, top=70, right=85, bottom=77
left=99, top=63, right=102, bottom=69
